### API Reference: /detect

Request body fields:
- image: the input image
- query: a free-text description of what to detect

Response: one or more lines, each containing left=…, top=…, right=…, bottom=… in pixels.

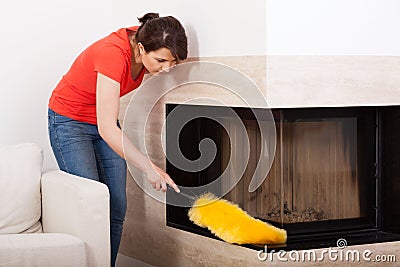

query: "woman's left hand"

left=145, top=162, right=180, bottom=193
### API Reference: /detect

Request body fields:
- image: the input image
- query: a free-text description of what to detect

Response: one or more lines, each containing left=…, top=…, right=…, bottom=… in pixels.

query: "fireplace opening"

left=166, top=103, right=400, bottom=251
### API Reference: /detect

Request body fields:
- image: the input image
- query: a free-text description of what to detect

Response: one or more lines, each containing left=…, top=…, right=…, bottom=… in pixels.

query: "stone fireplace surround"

left=118, top=55, right=400, bottom=266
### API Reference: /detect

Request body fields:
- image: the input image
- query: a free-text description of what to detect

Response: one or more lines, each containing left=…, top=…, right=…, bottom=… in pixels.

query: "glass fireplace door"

left=223, top=107, right=377, bottom=235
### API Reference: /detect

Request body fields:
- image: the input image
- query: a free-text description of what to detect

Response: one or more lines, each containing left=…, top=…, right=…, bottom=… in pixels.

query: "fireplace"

left=165, top=103, right=400, bottom=251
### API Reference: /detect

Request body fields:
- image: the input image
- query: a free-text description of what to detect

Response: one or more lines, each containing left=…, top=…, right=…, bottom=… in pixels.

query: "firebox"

left=166, top=103, right=400, bottom=251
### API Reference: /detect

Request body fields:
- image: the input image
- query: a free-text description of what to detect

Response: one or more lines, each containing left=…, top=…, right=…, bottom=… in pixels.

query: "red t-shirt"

left=49, top=26, right=146, bottom=125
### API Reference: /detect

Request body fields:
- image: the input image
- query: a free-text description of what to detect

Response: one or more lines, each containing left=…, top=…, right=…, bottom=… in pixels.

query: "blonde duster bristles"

left=188, top=193, right=287, bottom=245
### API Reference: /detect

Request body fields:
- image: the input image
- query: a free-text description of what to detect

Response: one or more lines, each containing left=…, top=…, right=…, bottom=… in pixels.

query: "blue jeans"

left=48, top=108, right=127, bottom=267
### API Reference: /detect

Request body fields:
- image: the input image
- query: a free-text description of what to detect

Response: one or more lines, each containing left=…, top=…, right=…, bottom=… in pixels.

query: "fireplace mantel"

left=266, top=55, right=400, bottom=109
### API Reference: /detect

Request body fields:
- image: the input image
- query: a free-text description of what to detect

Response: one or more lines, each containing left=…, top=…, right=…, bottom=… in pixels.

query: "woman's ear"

left=137, top=42, right=145, bottom=55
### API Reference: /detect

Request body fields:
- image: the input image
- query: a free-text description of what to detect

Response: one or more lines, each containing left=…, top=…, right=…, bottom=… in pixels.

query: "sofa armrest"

left=41, top=170, right=110, bottom=267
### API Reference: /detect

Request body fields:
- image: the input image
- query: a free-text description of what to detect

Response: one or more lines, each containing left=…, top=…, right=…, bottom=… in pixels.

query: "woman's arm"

left=96, top=72, right=180, bottom=193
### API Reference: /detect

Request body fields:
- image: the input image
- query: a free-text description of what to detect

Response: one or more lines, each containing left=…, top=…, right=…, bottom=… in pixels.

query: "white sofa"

left=0, top=143, right=111, bottom=267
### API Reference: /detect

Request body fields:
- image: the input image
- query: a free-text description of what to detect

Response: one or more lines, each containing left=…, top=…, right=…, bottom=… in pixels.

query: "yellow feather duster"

left=188, top=193, right=287, bottom=245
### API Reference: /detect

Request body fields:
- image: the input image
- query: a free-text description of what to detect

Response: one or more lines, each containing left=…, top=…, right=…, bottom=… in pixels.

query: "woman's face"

left=139, top=45, right=177, bottom=75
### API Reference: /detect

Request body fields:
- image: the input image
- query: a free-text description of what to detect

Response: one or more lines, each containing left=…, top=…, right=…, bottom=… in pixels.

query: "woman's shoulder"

left=92, top=27, right=136, bottom=53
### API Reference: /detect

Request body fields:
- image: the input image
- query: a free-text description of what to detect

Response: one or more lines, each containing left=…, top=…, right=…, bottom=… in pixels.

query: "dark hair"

left=135, top=13, right=188, bottom=61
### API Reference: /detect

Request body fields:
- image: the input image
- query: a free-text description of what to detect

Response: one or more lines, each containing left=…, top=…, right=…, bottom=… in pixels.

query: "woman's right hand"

left=144, top=161, right=180, bottom=193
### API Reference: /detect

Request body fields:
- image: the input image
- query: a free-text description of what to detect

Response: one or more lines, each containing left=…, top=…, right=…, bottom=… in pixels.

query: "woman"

left=48, top=13, right=186, bottom=267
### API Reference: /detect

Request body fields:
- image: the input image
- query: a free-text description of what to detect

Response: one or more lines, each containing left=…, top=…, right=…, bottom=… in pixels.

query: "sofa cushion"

left=0, top=143, right=43, bottom=234
left=0, top=233, right=87, bottom=267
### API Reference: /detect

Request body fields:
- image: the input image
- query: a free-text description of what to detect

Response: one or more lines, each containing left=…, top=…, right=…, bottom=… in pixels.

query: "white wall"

left=267, top=0, right=400, bottom=55
left=111, top=0, right=267, bottom=57
left=0, top=0, right=114, bottom=169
